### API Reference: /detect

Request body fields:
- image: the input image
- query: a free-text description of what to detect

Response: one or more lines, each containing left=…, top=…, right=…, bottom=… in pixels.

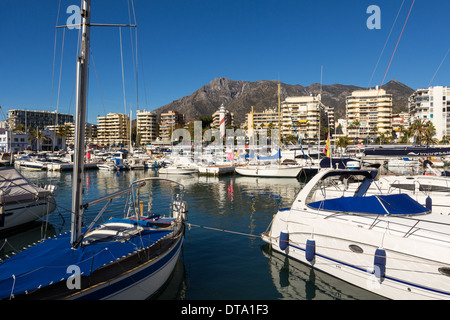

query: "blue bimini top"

left=308, top=194, right=429, bottom=216
left=0, top=219, right=172, bottom=300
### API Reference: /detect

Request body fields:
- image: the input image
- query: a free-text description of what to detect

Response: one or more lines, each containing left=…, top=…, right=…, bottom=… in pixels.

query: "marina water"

left=0, top=169, right=385, bottom=300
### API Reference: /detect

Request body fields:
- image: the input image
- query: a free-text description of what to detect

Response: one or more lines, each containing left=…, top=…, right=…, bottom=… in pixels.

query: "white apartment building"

left=97, top=113, right=130, bottom=146
left=346, top=87, right=392, bottom=140
left=280, top=96, right=332, bottom=141
left=159, top=111, right=184, bottom=141
left=246, top=108, right=279, bottom=128
left=136, top=110, right=157, bottom=145
left=409, top=86, right=450, bottom=141
left=0, top=129, right=28, bottom=153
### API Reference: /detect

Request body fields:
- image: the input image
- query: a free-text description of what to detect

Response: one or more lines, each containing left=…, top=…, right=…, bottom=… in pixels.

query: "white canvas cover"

left=0, top=167, right=52, bottom=204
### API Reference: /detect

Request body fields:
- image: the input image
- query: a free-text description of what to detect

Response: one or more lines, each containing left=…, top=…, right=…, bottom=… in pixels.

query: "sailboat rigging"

left=0, top=0, right=188, bottom=300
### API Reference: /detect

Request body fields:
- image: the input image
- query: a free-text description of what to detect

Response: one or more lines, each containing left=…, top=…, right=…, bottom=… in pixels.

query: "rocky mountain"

left=153, top=77, right=414, bottom=123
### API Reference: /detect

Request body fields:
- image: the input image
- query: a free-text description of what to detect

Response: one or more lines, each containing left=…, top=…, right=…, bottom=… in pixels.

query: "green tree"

left=409, top=119, right=436, bottom=145
left=336, top=136, right=351, bottom=154
left=29, top=128, right=47, bottom=151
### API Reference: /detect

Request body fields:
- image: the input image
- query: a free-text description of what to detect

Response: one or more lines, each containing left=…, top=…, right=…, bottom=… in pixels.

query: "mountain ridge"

left=153, top=78, right=414, bottom=123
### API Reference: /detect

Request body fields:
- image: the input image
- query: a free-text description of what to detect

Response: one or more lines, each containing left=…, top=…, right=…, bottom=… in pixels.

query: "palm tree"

left=423, top=122, right=437, bottom=145
left=55, top=124, right=69, bottom=150
left=409, top=119, right=436, bottom=145
left=13, top=124, right=26, bottom=133
left=336, top=136, right=351, bottom=155
left=28, top=128, right=46, bottom=151
left=408, top=119, right=427, bottom=145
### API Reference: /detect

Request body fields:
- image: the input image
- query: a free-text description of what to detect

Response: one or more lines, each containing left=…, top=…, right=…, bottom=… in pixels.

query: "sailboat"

left=235, top=84, right=302, bottom=178
left=0, top=0, right=187, bottom=300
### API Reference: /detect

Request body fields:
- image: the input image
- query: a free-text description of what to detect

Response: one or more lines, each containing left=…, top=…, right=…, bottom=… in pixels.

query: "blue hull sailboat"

left=0, top=0, right=187, bottom=300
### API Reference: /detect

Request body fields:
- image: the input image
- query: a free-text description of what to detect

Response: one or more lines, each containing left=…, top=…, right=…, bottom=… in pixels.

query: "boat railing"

left=308, top=207, right=450, bottom=245
left=128, top=177, right=186, bottom=220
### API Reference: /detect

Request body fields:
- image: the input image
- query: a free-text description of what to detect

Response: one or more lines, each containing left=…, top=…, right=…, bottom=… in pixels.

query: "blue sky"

left=1, top=0, right=449, bottom=124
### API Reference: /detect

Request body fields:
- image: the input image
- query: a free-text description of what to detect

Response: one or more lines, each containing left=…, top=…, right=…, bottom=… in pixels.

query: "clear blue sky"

left=1, top=0, right=449, bottom=123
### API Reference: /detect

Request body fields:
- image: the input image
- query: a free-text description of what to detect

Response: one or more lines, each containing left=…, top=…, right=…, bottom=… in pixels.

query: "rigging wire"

left=368, top=0, right=405, bottom=88
left=127, top=0, right=139, bottom=111
left=89, top=48, right=107, bottom=118
left=55, top=27, right=66, bottom=116
left=428, top=48, right=450, bottom=87
left=50, top=0, right=62, bottom=110
left=377, top=0, right=415, bottom=96
left=68, top=27, right=82, bottom=116
left=119, top=27, right=127, bottom=116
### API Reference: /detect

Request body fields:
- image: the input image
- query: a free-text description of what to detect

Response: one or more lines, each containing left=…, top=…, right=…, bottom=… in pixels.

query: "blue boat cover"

left=0, top=220, right=172, bottom=299
left=257, top=149, right=281, bottom=160
left=308, top=194, right=429, bottom=215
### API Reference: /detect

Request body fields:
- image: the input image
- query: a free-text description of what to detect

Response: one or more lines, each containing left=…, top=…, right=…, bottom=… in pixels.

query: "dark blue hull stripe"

left=288, top=242, right=450, bottom=297
left=74, top=235, right=183, bottom=300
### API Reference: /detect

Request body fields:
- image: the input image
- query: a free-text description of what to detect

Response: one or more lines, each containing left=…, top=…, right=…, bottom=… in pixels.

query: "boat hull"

left=71, top=233, right=184, bottom=300
left=235, top=166, right=301, bottom=178
left=0, top=197, right=56, bottom=232
left=159, top=168, right=197, bottom=175
left=263, top=209, right=450, bottom=300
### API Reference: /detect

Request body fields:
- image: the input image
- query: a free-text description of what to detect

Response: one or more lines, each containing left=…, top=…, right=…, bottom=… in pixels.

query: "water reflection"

left=8, top=168, right=393, bottom=300
left=260, top=244, right=386, bottom=300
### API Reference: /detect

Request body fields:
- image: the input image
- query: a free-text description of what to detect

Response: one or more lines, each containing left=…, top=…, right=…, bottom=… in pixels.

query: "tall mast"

left=278, top=83, right=281, bottom=165
left=71, top=0, right=91, bottom=247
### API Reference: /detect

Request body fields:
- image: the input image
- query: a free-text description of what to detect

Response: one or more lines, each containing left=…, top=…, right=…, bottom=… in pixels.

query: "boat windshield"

left=305, top=170, right=377, bottom=205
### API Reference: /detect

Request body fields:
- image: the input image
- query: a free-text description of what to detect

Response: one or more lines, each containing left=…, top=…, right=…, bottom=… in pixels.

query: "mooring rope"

left=186, top=222, right=449, bottom=269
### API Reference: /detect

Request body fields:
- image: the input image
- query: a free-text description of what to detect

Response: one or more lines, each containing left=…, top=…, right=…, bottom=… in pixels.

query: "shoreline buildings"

left=159, top=111, right=184, bottom=141
left=281, top=96, right=334, bottom=141
left=409, top=86, right=450, bottom=141
left=346, top=87, right=393, bottom=142
left=8, top=109, right=73, bottom=131
left=246, top=95, right=334, bottom=143
left=136, top=110, right=158, bottom=145
left=97, top=113, right=130, bottom=146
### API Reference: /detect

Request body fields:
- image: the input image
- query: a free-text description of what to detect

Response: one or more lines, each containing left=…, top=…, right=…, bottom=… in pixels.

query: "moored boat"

left=0, top=1, right=188, bottom=300
left=0, top=167, right=56, bottom=233
left=262, top=168, right=450, bottom=299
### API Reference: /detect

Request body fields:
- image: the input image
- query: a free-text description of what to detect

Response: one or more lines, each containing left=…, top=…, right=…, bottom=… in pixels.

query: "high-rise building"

left=159, top=111, right=184, bottom=141
left=136, top=110, right=157, bottom=145
left=281, top=96, right=332, bottom=141
left=346, top=87, right=392, bottom=141
left=8, top=109, right=73, bottom=131
left=409, top=86, right=450, bottom=141
left=246, top=108, right=279, bottom=133
left=97, top=113, right=130, bottom=146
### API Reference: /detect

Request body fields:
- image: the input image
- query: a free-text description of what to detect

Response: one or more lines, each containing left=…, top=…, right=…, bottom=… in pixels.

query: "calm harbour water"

left=1, top=168, right=384, bottom=300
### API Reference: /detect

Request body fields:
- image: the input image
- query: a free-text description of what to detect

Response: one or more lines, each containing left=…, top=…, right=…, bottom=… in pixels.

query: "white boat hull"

left=159, top=167, right=197, bottom=175
left=1, top=198, right=56, bottom=232
left=198, top=165, right=235, bottom=175
left=235, top=166, right=301, bottom=178
left=263, top=212, right=450, bottom=299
